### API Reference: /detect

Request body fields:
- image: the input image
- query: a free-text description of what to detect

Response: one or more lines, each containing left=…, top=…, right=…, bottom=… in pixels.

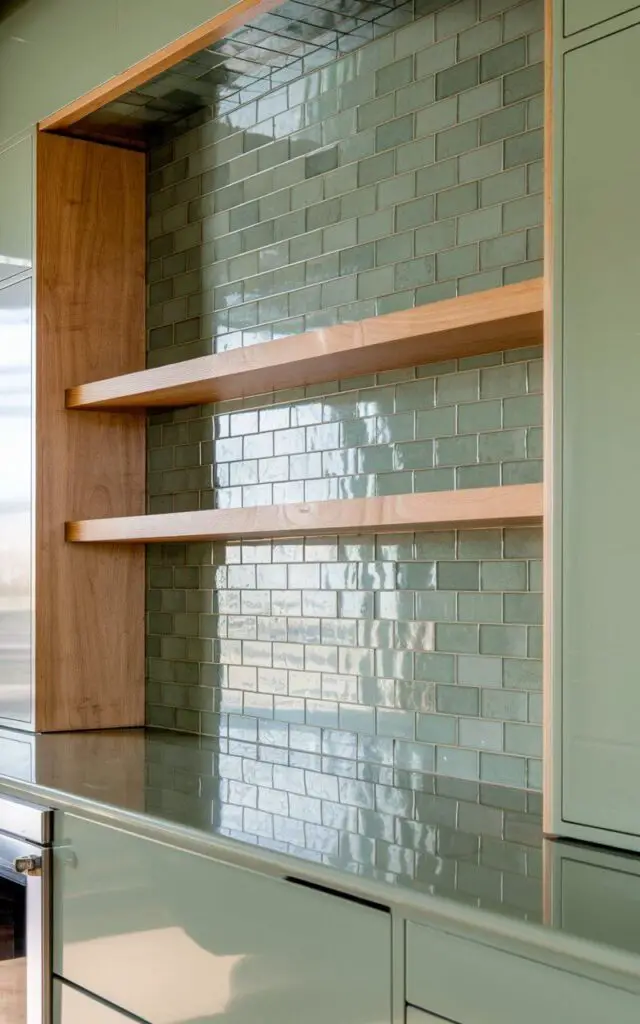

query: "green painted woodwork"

left=0, top=136, right=31, bottom=282
left=406, top=920, right=640, bottom=1023
left=561, top=25, right=640, bottom=840
left=0, top=0, right=238, bottom=147
left=54, top=812, right=392, bottom=1024
left=564, top=1, right=640, bottom=36
left=54, top=981, right=132, bottom=1024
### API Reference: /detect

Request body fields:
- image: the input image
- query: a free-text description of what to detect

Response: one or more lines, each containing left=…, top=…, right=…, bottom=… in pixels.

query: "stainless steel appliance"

left=0, top=795, right=52, bottom=1024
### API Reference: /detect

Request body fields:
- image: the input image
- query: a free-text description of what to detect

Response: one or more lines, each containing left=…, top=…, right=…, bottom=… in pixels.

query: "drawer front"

left=54, top=813, right=391, bottom=1024
left=54, top=981, right=137, bottom=1024
left=406, top=921, right=640, bottom=1024
left=565, top=1, right=640, bottom=35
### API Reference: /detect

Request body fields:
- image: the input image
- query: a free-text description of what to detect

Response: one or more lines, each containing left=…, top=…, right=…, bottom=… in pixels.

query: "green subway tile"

left=481, top=559, right=527, bottom=592
left=504, top=128, right=543, bottom=168
left=504, top=527, right=542, bottom=559
left=395, top=378, right=435, bottom=412
left=459, top=717, right=503, bottom=752
left=480, top=103, right=526, bottom=145
left=504, top=63, right=544, bottom=104
left=480, top=361, right=527, bottom=398
left=376, top=55, right=413, bottom=96
left=437, top=560, right=479, bottom=591
left=378, top=172, right=416, bottom=210
left=417, top=712, right=457, bottom=744
left=376, top=232, right=414, bottom=268
left=505, top=722, right=542, bottom=757
left=457, top=399, right=502, bottom=433
left=436, top=369, right=479, bottom=406
left=528, top=160, right=543, bottom=195
left=436, top=57, right=479, bottom=100
left=436, top=433, right=478, bottom=467
left=415, top=220, right=456, bottom=257
left=483, top=689, right=528, bottom=722
left=527, top=425, right=543, bottom=458
left=357, top=33, right=395, bottom=74
left=458, top=18, right=502, bottom=59
left=529, top=692, right=543, bottom=725
left=437, top=243, right=478, bottom=281
left=358, top=93, right=395, bottom=132
left=415, top=530, right=456, bottom=559
left=459, top=81, right=502, bottom=124
left=479, top=427, right=526, bottom=463
left=375, top=412, right=414, bottom=443
left=415, top=467, right=456, bottom=492
left=395, top=439, right=434, bottom=471
left=377, top=290, right=416, bottom=315
left=396, top=196, right=435, bottom=233
left=528, top=625, right=543, bottom=659
left=481, top=167, right=526, bottom=207
left=480, top=39, right=526, bottom=82
left=503, top=394, right=542, bottom=428
left=435, top=622, right=479, bottom=654
left=376, top=707, right=416, bottom=741
left=480, top=752, right=526, bottom=787
left=396, top=136, right=436, bottom=175
left=415, top=651, right=455, bottom=684
left=528, top=558, right=543, bottom=592
left=527, top=226, right=543, bottom=260
left=396, top=78, right=436, bottom=117
left=503, top=657, right=542, bottom=690
left=397, top=560, right=436, bottom=590
left=376, top=114, right=414, bottom=153
left=436, top=120, right=479, bottom=161
left=415, top=281, right=457, bottom=304
left=416, top=591, right=456, bottom=621
left=415, top=96, right=458, bottom=140
left=375, top=590, right=415, bottom=621
left=479, top=624, right=527, bottom=657
left=415, top=405, right=456, bottom=439
left=437, top=746, right=479, bottom=781
left=358, top=209, right=395, bottom=244
left=436, top=684, right=479, bottom=716
left=357, top=266, right=395, bottom=301
left=395, top=256, right=435, bottom=290
left=503, top=193, right=543, bottom=232
left=459, top=529, right=502, bottom=559
left=436, top=182, right=478, bottom=219
left=504, top=593, right=542, bottom=626
left=457, top=654, right=502, bottom=687
left=416, top=37, right=456, bottom=78
left=417, top=159, right=458, bottom=198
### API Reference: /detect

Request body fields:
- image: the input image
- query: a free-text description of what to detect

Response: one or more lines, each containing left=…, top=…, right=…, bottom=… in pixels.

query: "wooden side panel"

left=35, top=133, right=145, bottom=731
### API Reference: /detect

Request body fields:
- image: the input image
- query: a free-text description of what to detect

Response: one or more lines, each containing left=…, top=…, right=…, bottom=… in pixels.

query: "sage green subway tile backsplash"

left=146, top=0, right=544, bottom=790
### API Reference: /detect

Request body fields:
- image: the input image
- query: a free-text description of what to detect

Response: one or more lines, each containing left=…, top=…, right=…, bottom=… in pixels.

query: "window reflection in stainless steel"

left=0, top=279, right=32, bottom=725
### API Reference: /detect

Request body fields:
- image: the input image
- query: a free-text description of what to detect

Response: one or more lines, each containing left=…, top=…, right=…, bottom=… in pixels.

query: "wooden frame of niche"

left=35, top=0, right=552, bottom=758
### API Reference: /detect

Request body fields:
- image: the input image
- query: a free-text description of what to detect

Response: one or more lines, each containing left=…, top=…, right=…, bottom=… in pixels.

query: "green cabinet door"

left=562, top=25, right=640, bottom=841
left=564, top=1, right=640, bottom=35
left=54, top=981, right=136, bottom=1024
left=0, top=136, right=32, bottom=283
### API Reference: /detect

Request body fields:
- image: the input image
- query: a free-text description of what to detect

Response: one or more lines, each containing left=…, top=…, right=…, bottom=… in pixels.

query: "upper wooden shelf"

left=66, top=279, right=543, bottom=411
left=66, top=483, right=543, bottom=544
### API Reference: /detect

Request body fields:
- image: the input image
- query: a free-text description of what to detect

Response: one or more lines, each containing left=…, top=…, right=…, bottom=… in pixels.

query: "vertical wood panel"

left=35, top=133, right=145, bottom=730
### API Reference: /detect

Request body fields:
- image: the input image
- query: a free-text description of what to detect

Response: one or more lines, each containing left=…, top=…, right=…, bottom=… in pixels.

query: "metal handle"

left=13, top=855, right=42, bottom=877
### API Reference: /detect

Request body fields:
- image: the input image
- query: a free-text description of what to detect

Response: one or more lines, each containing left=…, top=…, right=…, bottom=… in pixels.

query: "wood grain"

left=543, top=0, right=554, bottom=833
left=38, top=0, right=281, bottom=132
left=66, top=484, right=543, bottom=544
left=67, top=279, right=544, bottom=410
left=36, top=133, right=146, bottom=731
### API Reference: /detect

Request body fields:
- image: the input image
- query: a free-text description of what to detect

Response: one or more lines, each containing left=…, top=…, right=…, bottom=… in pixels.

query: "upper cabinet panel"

left=562, top=25, right=640, bottom=840
left=0, top=136, right=32, bottom=283
left=565, top=1, right=640, bottom=35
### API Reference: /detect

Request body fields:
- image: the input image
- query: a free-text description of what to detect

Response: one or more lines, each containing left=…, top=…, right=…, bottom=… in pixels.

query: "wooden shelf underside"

left=66, top=484, right=543, bottom=543
left=67, top=279, right=543, bottom=411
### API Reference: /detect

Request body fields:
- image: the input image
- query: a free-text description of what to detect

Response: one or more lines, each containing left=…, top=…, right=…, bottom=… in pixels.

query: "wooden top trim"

left=39, top=0, right=280, bottom=131
left=67, top=279, right=544, bottom=411
left=66, top=484, right=544, bottom=543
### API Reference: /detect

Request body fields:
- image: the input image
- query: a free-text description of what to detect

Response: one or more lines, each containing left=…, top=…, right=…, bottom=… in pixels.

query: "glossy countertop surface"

left=1, top=725, right=640, bottom=985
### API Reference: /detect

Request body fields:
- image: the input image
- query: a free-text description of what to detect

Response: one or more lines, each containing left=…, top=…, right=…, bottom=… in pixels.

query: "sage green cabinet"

left=564, top=1, right=640, bottom=35
left=560, top=24, right=640, bottom=845
left=54, top=981, right=138, bottom=1024
left=0, top=136, right=32, bottom=282
left=406, top=921, right=640, bottom=1023
left=54, top=813, right=392, bottom=1024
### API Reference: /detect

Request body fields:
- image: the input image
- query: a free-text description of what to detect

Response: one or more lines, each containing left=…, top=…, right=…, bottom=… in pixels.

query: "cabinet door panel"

left=562, top=25, right=640, bottom=839
left=564, top=1, right=640, bottom=35
left=0, top=136, right=32, bottom=283
left=54, top=813, right=391, bottom=1024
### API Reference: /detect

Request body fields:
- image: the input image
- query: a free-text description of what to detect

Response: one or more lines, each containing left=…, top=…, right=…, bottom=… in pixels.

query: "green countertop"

left=0, top=724, right=639, bottom=993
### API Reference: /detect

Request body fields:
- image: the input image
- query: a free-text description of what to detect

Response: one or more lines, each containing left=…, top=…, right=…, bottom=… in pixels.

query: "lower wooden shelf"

left=66, top=484, right=543, bottom=543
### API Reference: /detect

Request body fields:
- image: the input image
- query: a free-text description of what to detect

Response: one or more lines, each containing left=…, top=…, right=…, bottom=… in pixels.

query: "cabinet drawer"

left=565, top=1, right=640, bottom=35
left=406, top=921, right=640, bottom=1024
left=54, top=814, right=391, bottom=1024
left=54, top=981, right=138, bottom=1024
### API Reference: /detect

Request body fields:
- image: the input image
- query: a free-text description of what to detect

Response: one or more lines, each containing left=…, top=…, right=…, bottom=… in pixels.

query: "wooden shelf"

left=66, top=484, right=543, bottom=543
left=66, top=279, right=543, bottom=411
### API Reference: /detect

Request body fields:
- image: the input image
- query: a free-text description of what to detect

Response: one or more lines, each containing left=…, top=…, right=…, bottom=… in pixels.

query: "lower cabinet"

left=406, top=921, right=640, bottom=1024
left=53, top=813, right=392, bottom=1024
left=54, top=980, right=140, bottom=1024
